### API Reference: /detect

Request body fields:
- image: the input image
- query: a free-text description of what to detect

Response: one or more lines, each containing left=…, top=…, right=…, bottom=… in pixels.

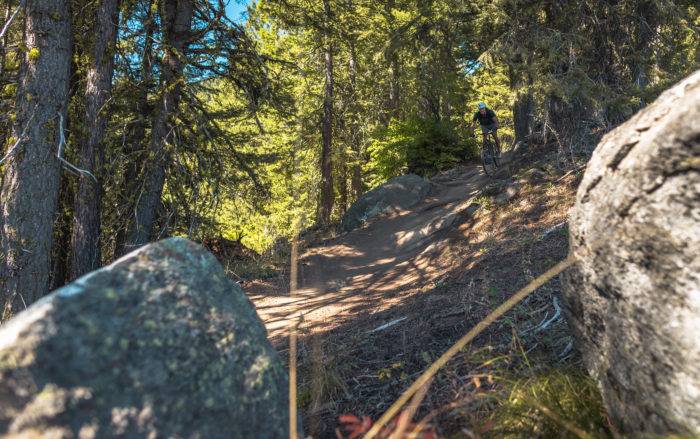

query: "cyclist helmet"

left=477, top=102, right=487, bottom=109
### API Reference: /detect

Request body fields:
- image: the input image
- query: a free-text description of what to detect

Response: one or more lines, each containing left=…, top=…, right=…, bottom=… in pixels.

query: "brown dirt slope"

left=245, top=149, right=600, bottom=438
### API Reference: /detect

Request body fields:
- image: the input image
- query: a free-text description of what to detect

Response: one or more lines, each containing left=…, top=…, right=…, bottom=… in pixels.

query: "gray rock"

left=563, top=70, right=700, bottom=436
left=494, top=182, right=520, bottom=205
left=341, top=174, right=430, bottom=232
left=0, top=238, right=289, bottom=438
left=480, top=182, right=503, bottom=197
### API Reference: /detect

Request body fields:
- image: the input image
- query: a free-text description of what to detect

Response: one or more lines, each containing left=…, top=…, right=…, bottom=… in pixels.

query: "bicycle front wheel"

left=492, top=144, right=501, bottom=169
left=482, top=143, right=497, bottom=176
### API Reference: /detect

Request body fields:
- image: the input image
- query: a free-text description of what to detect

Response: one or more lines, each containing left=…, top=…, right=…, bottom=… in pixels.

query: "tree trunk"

left=513, top=88, right=533, bottom=143
left=114, top=0, right=156, bottom=257
left=512, top=63, right=534, bottom=144
left=338, top=160, right=348, bottom=216
left=50, top=33, right=83, bottom=290
left=384, top=0, right=400, bottom=122
left=125, top=0, right=193, bottom=248
left=317, top=0, right=334, bottom=225
left=0, top=1, right=13, bottom=154
left=388, top=52, right=400, bottom=119
left=348, top=38, right=363, bottom=201
left=70, top=0, right=120, bottom=279
left=50, top=182, right=73, bottom=291
left=0, top=0, right=72, bottom=319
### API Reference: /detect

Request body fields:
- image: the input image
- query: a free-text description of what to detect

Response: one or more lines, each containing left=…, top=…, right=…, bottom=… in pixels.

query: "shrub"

left=366, top=117, right=478, bottom=185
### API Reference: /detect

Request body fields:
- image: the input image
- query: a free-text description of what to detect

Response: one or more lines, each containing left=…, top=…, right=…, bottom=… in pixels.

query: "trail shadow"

left=245, top=158, right=578, bottom=437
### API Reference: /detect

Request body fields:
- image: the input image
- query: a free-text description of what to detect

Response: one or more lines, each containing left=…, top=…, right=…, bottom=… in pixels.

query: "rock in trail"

left=0, top=238, right=290, bottom=439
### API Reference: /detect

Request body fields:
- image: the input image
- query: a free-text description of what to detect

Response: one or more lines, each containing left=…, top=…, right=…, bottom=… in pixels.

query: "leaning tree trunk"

left=563, top=70, right=700, bottom=436
left=0, top=0, right=71, bottom=319
left=317, top=0, right=334, bottom=226
left=70, top=0, right=120, bottom=279
left=126, top=0, right=193, bottom=248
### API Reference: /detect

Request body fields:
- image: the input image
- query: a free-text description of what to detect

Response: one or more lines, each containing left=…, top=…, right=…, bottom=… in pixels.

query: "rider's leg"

left=492, top=129, right=501, bottom=152
left=481, top=126, right=489, bottom=145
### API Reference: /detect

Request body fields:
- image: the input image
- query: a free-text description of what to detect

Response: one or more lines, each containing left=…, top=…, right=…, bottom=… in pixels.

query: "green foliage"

left=366, top=117, right=477, bottom=186
left=27, top=48, right=40, bottom=63
left=466, top=62, right=515, bottom=146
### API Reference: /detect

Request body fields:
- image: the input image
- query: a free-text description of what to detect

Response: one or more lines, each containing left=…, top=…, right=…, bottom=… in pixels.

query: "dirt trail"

left=250, top=164, right=490, bottom=344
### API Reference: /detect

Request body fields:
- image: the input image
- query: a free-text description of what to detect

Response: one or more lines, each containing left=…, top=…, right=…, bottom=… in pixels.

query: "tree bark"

left=388, top=52, right=400, bottom=119
left=0, top=1, right=13, bottom=155
left=511, top=61, right=534, bottom=144
left=0, top=0, right=71, bottom=319
left=125, top=0, right=193, bottom=249
left=70, top=0, right=120, bottom=279
left=317, top=0, right=334, bottom=225
left=338, top=160, right=348, bottom=216
left=513, top=88, right=533, bottom=143
left=348, top=37, right=363, bottom=201
left=50, top=182, right=73, bottom=291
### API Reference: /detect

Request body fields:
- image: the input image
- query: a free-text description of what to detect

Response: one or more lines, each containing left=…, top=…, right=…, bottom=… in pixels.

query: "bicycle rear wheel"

left=492, top=142, right=501, bottom=168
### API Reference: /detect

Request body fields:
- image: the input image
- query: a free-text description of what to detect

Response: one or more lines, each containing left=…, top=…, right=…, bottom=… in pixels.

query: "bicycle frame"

left=477, top=129, right=500, bottom=176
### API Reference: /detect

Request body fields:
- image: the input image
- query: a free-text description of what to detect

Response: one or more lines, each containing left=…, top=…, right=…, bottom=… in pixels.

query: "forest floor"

left=241, top=146, right=611, bottom=438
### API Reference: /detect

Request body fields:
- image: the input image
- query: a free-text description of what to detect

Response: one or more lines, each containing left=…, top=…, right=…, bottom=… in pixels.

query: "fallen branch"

left=0, top=0, right=24, bottom=43
left=539, top=221, right=567, bottom=241
left=558, top=340, right=574, bottom=359
left=555, top=164, right=586, bottom=182
left=536, top=297, right=562, bottom=332
left=56, top=113, right=98, bottom=183
left=369, top=317, right=408, bottom=334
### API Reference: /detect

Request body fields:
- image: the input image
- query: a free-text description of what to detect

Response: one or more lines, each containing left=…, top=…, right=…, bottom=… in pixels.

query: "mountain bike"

left=478, top=129, right=501, bottom=176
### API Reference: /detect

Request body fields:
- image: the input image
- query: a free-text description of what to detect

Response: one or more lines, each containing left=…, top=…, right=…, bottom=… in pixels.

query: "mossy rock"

left=341, top=174, right=430, bottom=232
left=0, top=238, right=289, bottom=438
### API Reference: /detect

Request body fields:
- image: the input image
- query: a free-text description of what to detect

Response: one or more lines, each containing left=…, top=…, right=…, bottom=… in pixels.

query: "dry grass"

left=485, top=368, right=611, bottom=439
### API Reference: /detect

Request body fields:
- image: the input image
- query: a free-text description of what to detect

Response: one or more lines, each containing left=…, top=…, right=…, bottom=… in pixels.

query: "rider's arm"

left=492, top=114, right=499, bottom=129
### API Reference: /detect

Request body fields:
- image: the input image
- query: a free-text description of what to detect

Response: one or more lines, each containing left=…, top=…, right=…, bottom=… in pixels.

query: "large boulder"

left=341, top=174, right=430, bottom=232
left=563, top=70, right=700, bottom=436
left=0, top=238, right=289, bottom=438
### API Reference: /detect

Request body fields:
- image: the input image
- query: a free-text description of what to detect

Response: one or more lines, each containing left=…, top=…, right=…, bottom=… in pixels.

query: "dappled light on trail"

left=249, top=166, right=484, bottom=344
left=243, top=157, right=591, bottom=437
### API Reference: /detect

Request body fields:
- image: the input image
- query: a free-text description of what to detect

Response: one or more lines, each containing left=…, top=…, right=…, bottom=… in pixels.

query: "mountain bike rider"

left=472, top=102, right=501, bottom=153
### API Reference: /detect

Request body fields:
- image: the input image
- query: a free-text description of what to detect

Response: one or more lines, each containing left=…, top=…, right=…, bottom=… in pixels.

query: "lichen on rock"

left=563, top=70, right=700, bottom=436
left=0, top=238, right=289, bottom=438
